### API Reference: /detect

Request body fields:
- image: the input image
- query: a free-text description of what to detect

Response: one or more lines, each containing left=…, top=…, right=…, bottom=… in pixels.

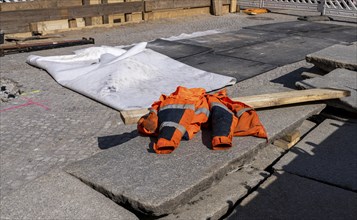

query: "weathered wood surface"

left=0, top=0, right=83, bottom=11
left=120, top=88, right=350, bottom=124
left=0, top=1, right=144, bottom=33
left=212, top=0, right=223, bottom=16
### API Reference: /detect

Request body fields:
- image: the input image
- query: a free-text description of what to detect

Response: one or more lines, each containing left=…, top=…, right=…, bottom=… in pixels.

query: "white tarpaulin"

left=27, top=42, right=236, bottom=110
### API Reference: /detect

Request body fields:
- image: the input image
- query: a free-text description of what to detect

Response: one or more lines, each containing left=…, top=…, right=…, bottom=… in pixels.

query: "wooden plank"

left=0, top=1, right=144, bottom=33
left=273, top=135, right=300, bottom=150
left=145, top=0, right=211, bottom=12
left=0, top=0, right=57, bottom=11
left=231, top=88, right=350, bottom=108
left=0, top=0, right=83, bottom=11
left=144, top=7, right=210, bottom=20
left=282, top=130, right=300, bottom=142
left=120, top=88, right=350, bottom=124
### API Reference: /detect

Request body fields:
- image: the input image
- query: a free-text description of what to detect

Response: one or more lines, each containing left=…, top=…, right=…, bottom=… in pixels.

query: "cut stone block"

left=178, top=52, right=277, bottom=81
left=146, top=39, right=212, bottom=59
left=0, top=171, right=138, bottom=220
left=177, top=29, right=287, bottom=52
left=227, top=172, right=357, bottom=220
left=296, top=68, right=357, bottom=112
left=218, top=36, right=336, bottom=66
left=306, top=44, right=357, bottom=72
left=274, top=119, right=357, bottom=191
left=161, top=168, right=269, bottom=220
left=65, top=88, right=325, bottom=216
left=244, top=21, right=342, bottom=34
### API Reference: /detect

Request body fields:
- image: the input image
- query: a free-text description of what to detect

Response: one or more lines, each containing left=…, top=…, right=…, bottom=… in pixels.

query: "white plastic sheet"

left=27, top=42, right=236, bottom=110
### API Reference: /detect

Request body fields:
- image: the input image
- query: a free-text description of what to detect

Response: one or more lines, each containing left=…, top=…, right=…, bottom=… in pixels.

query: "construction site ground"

left=1, top=10, right=356, bottom=219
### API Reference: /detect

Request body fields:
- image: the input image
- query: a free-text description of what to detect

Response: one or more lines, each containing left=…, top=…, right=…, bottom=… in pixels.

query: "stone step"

left=227, top=172, right=357, bottom=220
left=274, top=118, right=357, bottom=191
left=0, top=170, right=138, bottom=220
left=64, top=86, right=325, bottom=216
left=160, top=120, right=317, bottom=219
left=306, top=44, right=357, bottom=72
left=296, top=68, right=357, bottom=113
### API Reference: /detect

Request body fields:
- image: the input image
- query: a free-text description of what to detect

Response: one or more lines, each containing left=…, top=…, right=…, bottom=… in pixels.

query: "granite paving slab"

left=218, top=36, right=337, bottom=66
left=146, top=39, right=212, bottom=59
left=274, top=119, right=357, bottom=191
left=296, top=68, right=357, bottom=112
left=296, top=25, right=357, bottom=43
left=177, top=29, right=288, bottom=52
left=178, top=53, right=277, bottom=81
left=161, top=168, right=269, bottom=220
left=243, top=20, right=342, bottom=34
left=65, top=91, right=325, bottom=216
left=227, top=172, right=357, bottom=220
left=306, top=44, right=357, bottom=72
left=0, top=170, right=138, bottom=220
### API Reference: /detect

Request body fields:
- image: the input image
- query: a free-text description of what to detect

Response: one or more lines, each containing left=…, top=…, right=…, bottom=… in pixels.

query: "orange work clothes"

left=138, top=86, right=267, bottom=154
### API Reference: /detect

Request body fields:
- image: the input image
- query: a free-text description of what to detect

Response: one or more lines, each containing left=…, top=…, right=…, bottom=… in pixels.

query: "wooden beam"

left=145, top=0, right=211, bottom=12
left=0, top=1, right=144, bottom=33
left=212, top=0, right=223, bottom=16
left=230, top=0, right=237, bottom=13
left=120, top=88, right=350, bottom=124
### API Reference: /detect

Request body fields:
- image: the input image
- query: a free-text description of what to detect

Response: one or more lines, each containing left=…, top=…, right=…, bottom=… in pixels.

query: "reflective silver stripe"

left=159, top=104, right=195, bottom=112
left=149, top=108, right=157, bottom=114
left=195, top=107, right=210, bottom=117
left=236, top=108, right=252, bottom=118
left=210, top=102, right=231, bottom=113
left=159, top=121, right=187, bottom=135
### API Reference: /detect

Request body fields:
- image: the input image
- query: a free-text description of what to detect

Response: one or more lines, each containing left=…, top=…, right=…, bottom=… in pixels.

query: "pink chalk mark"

left=0, top=98, right=50, bottom=112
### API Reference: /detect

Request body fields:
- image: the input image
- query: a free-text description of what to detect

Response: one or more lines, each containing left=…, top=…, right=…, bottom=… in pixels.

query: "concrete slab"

left=274, top=119, right=357, bottom=191
left=296, top=26, right=357, bottom=43
left=178, top=52, right=277, bottom=81
left=162, top=168, right=268, bottom=220
left=244, top=21, right=342, bottom=34
left=296, top=68, right=357, bottom=112
left=146, top=39, right=212, bottom=59
left=177, top=29, right=287, bottom=52
left=65, top=87, right=325, bottom=216
left=227, top=172, right=357, bottom=220
left=0, top=171, right=138, bottom=220
left=218, top=36, right=336, bottom=66
left=306, top=44, right=357, bottom=72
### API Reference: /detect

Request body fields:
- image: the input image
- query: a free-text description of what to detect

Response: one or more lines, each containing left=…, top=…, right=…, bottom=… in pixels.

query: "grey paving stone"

left=297, top=119, right=317, bottom=138
left=274, top=119, right=357, bottom=191
left=177, top=29, right=287, bottom=52
left=161, top=168, right=269, bottom=220
left=65, top=87, right=325, bottom=216
left=248, top=144, right=285, bottom=171
left=178, top=52, right=277, bottom=81
left=244, top=20, right=342, bottom=34
left=146, top=39, right=212, bottom=59
left=218, top=36, right=337, bottom=66
left=306, top=44, right=357, bottom=71
left=0, top=170, right=138, bottom=220
left=296, top=26, right=357, bottom=43
left=227, top=172, right=357, bottom=220
left=296, top=68, right=357, bottom=112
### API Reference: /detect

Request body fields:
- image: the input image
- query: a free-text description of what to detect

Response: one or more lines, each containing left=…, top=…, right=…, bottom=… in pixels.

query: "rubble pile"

left=0, top=77, right=23, bottom=102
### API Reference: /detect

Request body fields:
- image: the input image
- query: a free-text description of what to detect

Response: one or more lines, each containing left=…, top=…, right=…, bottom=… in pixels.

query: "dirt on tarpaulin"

left=0, top=77, right=23, bottom=102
